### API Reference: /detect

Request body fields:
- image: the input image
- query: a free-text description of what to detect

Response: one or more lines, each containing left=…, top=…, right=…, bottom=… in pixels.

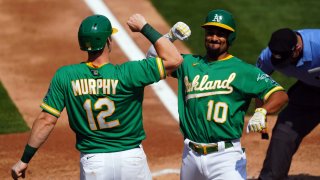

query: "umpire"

left=256, top=28, right=320, bottom=179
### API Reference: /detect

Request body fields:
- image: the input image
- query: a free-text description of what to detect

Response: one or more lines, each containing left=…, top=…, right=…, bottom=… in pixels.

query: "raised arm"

left=127, top=14, right=183, bottom=75
left=146, top=22, right=191, bottom=59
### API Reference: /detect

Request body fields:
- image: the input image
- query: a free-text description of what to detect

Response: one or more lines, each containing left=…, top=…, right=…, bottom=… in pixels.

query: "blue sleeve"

left=256, top=47, right=275, bottom=75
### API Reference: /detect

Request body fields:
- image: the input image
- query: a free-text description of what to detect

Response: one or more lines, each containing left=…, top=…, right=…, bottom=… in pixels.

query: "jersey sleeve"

left=241, top=65, right=284, bottom=101
left=118, top=57, right=166, bottom=88
left=40, top=68, right=66, bottom=117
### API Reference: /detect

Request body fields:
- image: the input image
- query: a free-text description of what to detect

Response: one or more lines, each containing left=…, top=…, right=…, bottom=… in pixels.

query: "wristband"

left=21, top=144, right=38, bottom=163
left=140, top=23, right=163, bottom=44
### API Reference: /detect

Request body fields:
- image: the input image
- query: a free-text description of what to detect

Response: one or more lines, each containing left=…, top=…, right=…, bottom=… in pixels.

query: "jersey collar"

left=85, top=62, right=108, bottom=68
left=205, top=54, right=234, bottom=63
left=218, top=54, right=234, bottom=61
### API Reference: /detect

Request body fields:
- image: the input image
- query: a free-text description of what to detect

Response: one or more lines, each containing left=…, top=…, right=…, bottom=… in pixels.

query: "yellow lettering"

left=111, top=80, right=118, bottom=95
left=71, top=80, right=82, bottom=96
left=103, top=79, right=110, bottom=95
left=96, top=79, right=103, bottom=94
left=88, top=79, right=96, bottom=94
left=81, top=79, right=88, bottom=95
left=71, top=78, right=118, bottom=96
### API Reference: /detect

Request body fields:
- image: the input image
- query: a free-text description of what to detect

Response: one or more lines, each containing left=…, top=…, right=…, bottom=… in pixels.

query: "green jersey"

left=41, top=58, right=165, bottom=153
left=173, top=54, right=284, bottom=143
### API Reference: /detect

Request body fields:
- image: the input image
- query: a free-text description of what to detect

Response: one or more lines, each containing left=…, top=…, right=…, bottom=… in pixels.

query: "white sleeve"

left=146, top=45, right=158, bottom=58
left=146, top=33, right=174, bottom=58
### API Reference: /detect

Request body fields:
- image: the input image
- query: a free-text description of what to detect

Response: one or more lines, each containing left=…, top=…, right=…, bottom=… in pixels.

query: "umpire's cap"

left=268, top=28, right=297, bottom=65
left=78, top=15, right=118, bottom=52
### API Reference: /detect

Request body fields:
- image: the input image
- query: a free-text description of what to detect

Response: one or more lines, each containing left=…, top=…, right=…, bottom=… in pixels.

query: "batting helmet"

left=78, top=15, right=118, bottom=52
left=202, top=9, right=236, bottom=45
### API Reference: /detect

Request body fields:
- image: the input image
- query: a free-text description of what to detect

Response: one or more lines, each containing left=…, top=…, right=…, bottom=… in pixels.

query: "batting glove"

left=164, top=22, right=191, bottom=42
left=246, top=108, right=267, bottom=133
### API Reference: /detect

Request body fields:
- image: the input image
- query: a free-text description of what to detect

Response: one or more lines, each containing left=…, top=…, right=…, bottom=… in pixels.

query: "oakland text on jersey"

left=185, top=73, right=236, bottom=100
left=71, top=78, right=119, bottom=96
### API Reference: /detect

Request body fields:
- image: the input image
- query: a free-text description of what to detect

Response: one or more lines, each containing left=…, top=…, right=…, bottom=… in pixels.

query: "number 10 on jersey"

left=207, top=100, right=228, bottom=123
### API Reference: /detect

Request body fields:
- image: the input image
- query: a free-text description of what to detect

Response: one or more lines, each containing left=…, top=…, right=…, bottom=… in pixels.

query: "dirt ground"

left=0, top=0, right=319, bottom=179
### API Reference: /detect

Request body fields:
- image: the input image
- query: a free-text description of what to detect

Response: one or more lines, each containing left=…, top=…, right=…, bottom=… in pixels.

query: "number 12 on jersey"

left=83, top=98, right=120, bottom=130
left=207, top=100, right=228, bottom=123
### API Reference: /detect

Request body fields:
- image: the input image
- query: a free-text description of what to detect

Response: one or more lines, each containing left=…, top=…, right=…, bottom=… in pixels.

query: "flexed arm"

left=146, top=21, right=191, bottom=59
left=127, top=14, right=183, bottom=75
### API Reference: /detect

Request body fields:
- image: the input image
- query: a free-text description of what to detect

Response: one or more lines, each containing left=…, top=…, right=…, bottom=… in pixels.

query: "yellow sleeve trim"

left=40, top=102, right=61, bottom=117
left=156, top=57, right=166, bottom=79
left=264, top=86, right=285, bottom=101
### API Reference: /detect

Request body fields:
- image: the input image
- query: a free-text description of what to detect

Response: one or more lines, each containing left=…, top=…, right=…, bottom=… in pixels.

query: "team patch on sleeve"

left=156, top=57, right=166, bottom=79
left=263, top=86, right=285, bottom=101
left=40, top=102, right=61, bottom=117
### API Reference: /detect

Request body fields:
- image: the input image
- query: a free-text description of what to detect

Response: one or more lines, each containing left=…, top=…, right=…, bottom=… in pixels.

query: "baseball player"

left=147, top=9, right=288, bottom=180
left=11, top=14, right=182, bottom=180
left=257, top=28, right=320, bottom=180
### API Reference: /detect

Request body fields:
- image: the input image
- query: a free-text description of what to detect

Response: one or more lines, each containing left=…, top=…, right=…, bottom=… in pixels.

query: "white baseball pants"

left=80, top=146, right=151, bottom=180
left=180, top=138, right=247, bottom=180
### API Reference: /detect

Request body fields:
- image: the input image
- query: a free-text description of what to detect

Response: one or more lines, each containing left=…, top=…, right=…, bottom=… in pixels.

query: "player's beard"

left=205, top=41, right=225, bottom=60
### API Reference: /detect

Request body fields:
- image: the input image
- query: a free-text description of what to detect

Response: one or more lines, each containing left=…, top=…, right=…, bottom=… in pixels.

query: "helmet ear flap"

left=228, top=31, right=236, bottom=45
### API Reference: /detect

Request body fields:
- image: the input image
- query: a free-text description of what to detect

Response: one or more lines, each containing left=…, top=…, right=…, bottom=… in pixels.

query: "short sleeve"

left=241, top=65, right=284, bottom=101
left=117, top=57, right=166, bottom=88
left=40, top=69, right=66, bottom=117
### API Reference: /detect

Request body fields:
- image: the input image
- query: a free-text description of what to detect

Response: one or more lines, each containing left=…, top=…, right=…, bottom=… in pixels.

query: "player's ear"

left=106, top=37, right=112, bottom=52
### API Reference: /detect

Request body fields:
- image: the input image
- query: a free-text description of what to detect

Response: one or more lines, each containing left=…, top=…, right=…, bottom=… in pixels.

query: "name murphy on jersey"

left=72, top=78, right=119, bottom=96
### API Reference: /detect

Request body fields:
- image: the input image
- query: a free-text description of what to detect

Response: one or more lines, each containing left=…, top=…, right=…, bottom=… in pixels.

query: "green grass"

left=150, top=0, right=320, bottom=113
left=0, top=82, right=29, bottom=134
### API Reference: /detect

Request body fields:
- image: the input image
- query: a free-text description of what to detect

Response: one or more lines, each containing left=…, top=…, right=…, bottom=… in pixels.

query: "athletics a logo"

left=212, top=14, right=222, bottom=22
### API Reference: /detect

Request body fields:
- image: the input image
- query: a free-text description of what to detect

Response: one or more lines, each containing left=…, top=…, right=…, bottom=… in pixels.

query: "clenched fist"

left=165, top=21, right=191, bottom=42
left=127, top=14, right=147, bottom=32
left=11, top=160, right=28, bottom=179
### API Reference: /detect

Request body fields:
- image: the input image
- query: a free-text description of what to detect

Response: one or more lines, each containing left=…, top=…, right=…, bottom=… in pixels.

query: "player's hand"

left=246, top=108, right=267, bottom=133
left=127, top=14, right=147, bottom=32
left=164, top=22, right=191, bottom=42
left=11, top=160, right=28, bottom=179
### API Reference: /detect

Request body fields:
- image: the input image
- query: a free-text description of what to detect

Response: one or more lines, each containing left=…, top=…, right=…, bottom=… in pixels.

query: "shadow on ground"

left=248, top=174, right=320, bottom=180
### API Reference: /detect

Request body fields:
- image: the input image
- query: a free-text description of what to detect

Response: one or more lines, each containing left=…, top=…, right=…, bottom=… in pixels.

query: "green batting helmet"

left=202, top=9, right=236, bottom=45
left=78, top=15, right=118, bottom=52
